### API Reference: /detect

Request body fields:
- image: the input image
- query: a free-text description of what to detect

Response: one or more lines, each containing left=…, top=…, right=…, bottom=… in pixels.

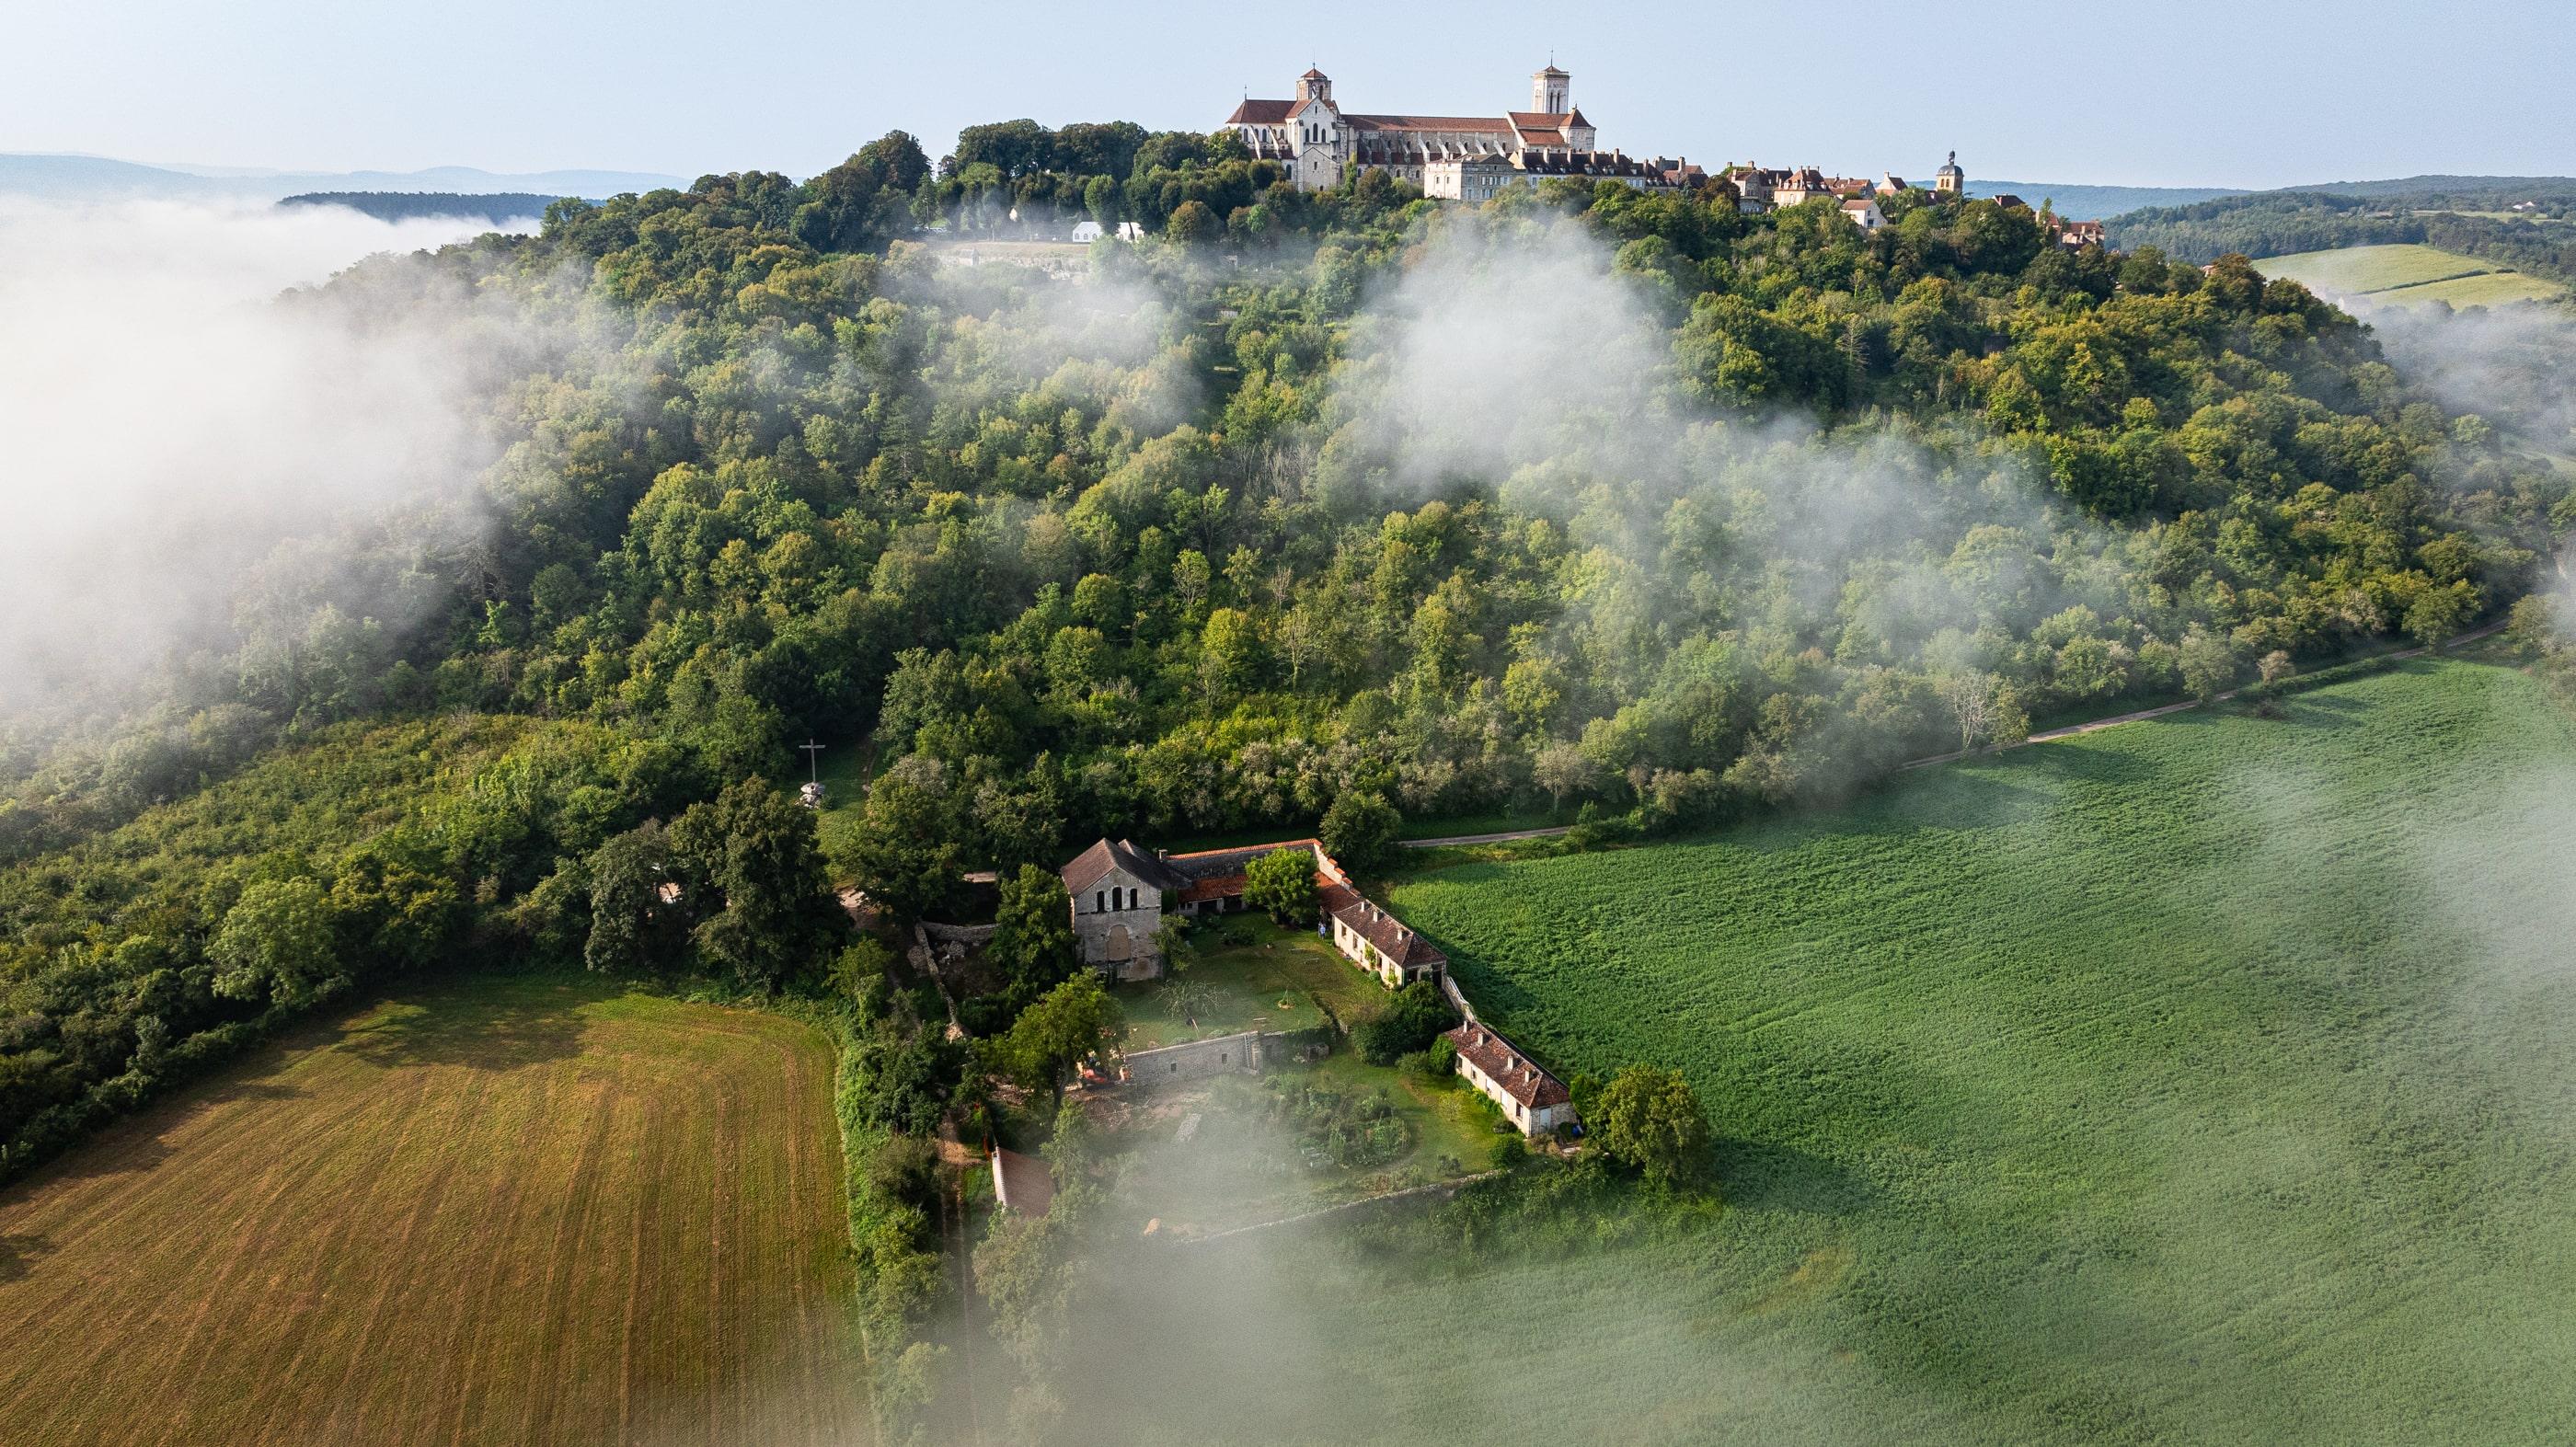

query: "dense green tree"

left=1001, top=973, right=1121, bottom=1102
left=847, top=755, right=971, bottom=924
left=669, top=777, right=838, bottom=991
left=990, top=864, right=1078, bottom=1000
left=208, top=877, right=339, bottom=1006
left=1241, top=846, right=1317, bottom=924
left=583, top=821, right=674, bottom=975
left=1353, top=982, right=1453, bottom=1065
left=2178, top=628, right=2240, bottom=703
left=1321, top=791, right=1401, bottom=873
left=1593, top=1063, right=1712, bottom=1188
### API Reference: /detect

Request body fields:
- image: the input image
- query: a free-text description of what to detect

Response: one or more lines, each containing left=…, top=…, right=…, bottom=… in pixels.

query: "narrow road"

left=1402, top=624, right=2511, bottom=841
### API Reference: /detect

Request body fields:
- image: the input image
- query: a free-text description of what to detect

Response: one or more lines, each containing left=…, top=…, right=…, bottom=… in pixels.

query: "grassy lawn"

left=1115, top=916, right=1386, bottom=1050
left=0, top=972, right=865, bottom=1446
left=1098, top=917, right=1496, bottom=1233
left=2256, top=242, right=2568, bottom=307
left=1102, top=1048, right=1501, bottom=1235
left=1041, top=657, right=2576, bottom=1443
left=2381, top=270, right=2569, bottom=308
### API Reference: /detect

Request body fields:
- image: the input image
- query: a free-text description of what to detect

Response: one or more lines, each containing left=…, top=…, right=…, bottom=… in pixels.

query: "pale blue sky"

left=5, top=0, right=2566, bottom=187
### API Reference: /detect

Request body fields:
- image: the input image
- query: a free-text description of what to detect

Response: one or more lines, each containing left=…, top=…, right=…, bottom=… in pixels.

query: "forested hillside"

left=2107, top=184, right=2576, bottom=277
left=5, top=121, right=2570, bottom=1187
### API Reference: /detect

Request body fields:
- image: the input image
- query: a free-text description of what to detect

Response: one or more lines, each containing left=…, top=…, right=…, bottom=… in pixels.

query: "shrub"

left=1243, top=846, right=1319, bottom=924
left=1354, top=981, right=1454, bottom=1065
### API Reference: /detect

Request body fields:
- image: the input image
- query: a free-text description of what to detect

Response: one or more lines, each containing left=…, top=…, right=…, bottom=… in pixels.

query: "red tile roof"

left=1332, top=894, right=1446, bottom=971
left=1345, top=113, right=1513, bottom=132
left=1225, top=99, right=1295, bottom=125
left=1444, top=1024, right=1570, bottom=1109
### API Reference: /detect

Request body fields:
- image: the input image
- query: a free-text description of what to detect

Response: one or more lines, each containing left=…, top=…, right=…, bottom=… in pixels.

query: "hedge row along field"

left=1362, top=655, right=2576, bottom=1443
left=0, top=972, right=867, bottom=1446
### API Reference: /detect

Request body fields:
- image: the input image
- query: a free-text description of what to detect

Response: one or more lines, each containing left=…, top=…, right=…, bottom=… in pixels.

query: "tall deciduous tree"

left=991, top=864, right=1078, bottom=1000
left=1242, top=846, right=1317, bottom=924
left=1321, top=790, right=1400, bottom=873
left=1003, top=974, right=1121, bottom=1103
left=849, top=754, right=970, bottom=924
left=584, top=820, right=672, bottom=976
left=670, top=777, right=837, bottom=991
left=209, top=877, right=340, bottom=1006
left=1593, top=1064, right=1712, bottom=1188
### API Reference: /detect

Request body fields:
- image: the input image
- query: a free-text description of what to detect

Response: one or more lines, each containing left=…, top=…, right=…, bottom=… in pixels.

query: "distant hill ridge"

left=1973, top=174, right=2576, bottom=223
left=0, top=154, right=684, bottom=203
left=279, top=191, right=559, bottom=226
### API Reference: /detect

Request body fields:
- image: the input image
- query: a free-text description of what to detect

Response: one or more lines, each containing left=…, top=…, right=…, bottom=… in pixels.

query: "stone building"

left=1222, top=63, right=1692, bottom=198
left=1935, top=150, right=1965, bottom=195
left=1058, top=833, right=1448, bottom=989
left=1444, top=1022, right=1574, bottom=1137
left=1060, top=837, right=1182, bottom=982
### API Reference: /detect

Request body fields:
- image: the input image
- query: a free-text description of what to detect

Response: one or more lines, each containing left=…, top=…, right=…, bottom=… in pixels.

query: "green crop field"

left=1041, top=657, right=2576, bottom=1443
left=0, top=973, right=867, bottom=1446
left=2257, top=243, right=2569, bottom=308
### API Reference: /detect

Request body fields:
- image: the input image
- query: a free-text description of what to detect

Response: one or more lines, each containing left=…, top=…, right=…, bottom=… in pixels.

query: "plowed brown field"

left=0, top=973, right=867, bottom=1446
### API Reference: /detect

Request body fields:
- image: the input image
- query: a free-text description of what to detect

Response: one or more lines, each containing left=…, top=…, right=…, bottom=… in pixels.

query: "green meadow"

left=2258, top=242, right=2569, bottom=307
left=1052, top=656, right=2576, bottom=1443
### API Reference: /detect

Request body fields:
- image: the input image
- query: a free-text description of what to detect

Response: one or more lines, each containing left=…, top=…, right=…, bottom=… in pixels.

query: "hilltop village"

left=1220, top=62, right=2103, bottom=242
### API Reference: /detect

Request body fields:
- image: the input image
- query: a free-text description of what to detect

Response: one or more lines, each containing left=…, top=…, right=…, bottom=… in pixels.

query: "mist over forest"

left=5, top=129, right=2575, bottom=1445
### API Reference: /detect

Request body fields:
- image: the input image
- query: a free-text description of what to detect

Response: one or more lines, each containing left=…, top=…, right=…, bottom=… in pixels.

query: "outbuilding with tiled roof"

left=1444, top=1023, right=1574, bottom=1137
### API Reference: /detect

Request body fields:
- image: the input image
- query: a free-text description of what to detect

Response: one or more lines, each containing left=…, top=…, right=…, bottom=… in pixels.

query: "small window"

left=1093, top=890, right=1105, bottom=913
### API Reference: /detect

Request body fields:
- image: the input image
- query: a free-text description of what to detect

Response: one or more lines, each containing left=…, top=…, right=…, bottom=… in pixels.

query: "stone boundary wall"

left=1440, top=973, right=1479, bottom=1026
left=1125, top=1029, right=1270, bottom=1086
left=921, top=921, right=998, bottom=947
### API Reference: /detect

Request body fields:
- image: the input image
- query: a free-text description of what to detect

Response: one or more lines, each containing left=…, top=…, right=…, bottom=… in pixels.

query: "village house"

left=1841, top=196, right=1888, bottom=232
left=2054, top=218, right=2106, bottom=247
left=1444, top=1022, right=1573, bottom=1137
left=1058, top=834, right=1446, bottom=988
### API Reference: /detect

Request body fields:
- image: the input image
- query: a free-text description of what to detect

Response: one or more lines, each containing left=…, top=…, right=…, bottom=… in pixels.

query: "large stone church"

left=1223, top=63, right=1692, bottom=199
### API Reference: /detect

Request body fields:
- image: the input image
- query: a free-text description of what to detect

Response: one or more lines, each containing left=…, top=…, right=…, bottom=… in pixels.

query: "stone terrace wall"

left=1126, top=1030, right=1270, bottom=1086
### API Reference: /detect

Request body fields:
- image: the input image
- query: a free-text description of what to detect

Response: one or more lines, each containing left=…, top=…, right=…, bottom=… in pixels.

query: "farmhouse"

left=1444, top=1023, right=1573, bottom=1137
left=1058, top=834, right=1445, bottom=988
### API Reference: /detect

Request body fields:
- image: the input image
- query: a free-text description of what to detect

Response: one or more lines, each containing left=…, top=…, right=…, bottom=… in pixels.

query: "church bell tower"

left=1531, top=63, right=1569, bottom=114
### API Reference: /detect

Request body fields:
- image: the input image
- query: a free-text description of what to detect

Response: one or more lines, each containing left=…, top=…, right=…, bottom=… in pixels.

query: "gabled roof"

left=1330, top=892, right=1447, bottom=970
left=1225, top=98, right=1295, bottom=125
left=1444, top=1024, right=1570, bottom=1109
left=1301, top=67, right=1328, bottom=79
left=1061, top=838, right=1183, bottom=896
left=1505, top=109, right=1592, bottom=131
